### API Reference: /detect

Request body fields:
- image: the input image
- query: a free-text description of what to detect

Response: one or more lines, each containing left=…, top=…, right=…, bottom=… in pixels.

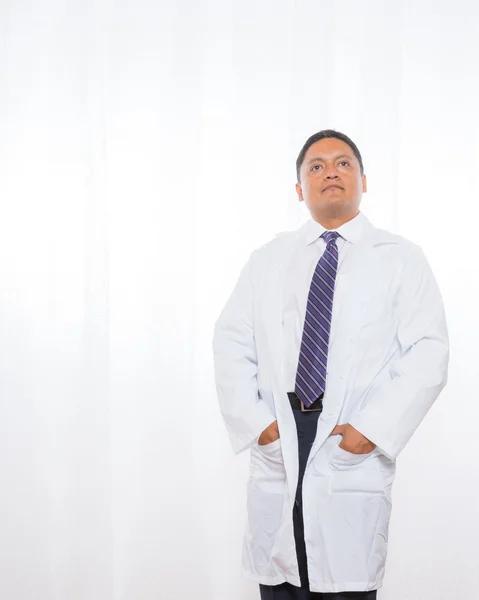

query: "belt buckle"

left=300, top=400, right=322, bottom=412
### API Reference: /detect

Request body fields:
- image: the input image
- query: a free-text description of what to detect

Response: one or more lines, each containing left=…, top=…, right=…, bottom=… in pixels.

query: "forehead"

left=304, top=137, right=355, bottom=162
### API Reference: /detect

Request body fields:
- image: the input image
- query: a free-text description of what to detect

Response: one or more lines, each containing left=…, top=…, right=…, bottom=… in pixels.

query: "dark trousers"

left=259, top=406, right=377, bottom=600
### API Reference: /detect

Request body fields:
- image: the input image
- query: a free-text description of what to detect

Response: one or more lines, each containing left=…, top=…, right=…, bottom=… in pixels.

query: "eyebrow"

left=307, top=154, right=354, bottom=164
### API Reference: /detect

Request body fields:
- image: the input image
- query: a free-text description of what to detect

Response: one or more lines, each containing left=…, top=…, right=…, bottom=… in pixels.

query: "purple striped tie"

left=294, top=231, right=341, bottom=408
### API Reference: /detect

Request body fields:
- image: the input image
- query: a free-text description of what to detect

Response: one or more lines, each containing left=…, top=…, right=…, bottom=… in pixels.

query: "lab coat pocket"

left=358, top=284, right=398, bottom=339
left=251, top=437, right=285, bottom=494
left=257, top=437, right=281, bottom=457
left=330, top=445, right=384, bottom=494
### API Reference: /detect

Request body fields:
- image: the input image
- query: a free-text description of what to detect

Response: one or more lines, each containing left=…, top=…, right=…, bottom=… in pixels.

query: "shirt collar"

left=304, top=211, right=367, bottom=246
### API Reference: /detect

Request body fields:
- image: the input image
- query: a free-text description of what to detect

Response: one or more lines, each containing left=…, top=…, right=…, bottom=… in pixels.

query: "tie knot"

left=322, top=231, right=340, bottom=245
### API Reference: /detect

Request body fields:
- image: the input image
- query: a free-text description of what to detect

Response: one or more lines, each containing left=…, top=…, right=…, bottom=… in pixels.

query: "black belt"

left=287, top=391, right=323, bottom=413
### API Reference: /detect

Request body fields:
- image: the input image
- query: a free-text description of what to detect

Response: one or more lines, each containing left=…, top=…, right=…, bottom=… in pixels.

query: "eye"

left=310, top=164, right=322, bottom=171
left=339, top=161, right=350, bottom=167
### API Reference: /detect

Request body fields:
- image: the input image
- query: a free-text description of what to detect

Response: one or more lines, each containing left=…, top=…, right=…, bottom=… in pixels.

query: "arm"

left=212, top=252, right=276, bottom=455
left=348, top=245, right=449, bottom=461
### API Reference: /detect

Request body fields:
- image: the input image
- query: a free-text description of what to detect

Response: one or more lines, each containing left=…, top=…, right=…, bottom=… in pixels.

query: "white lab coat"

left=212, top=215, right=449, bottom=593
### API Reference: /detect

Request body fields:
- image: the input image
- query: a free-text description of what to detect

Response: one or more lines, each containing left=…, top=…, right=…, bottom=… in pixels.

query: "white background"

left=0, top=1, right=478, bottom=598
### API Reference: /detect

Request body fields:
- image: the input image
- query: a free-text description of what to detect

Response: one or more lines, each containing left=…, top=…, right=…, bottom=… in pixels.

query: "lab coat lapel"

left=262, top=226, right=307, bottom=391
left=261, top=228, right=306, bottom=504
left=305, top=236, right=383, bottom=468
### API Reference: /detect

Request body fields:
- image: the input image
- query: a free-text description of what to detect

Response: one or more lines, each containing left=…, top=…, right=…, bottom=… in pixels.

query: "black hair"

left=296, top=129, right=364, bottom=182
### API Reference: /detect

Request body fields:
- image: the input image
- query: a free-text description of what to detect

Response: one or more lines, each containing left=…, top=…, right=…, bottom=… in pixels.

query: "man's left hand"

left=330, top=423, right=376, bottom=454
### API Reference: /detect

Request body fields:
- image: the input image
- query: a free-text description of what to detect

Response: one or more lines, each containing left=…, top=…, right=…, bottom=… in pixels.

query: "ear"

left=361, top=174, right=367, bottom=193
left=295, top=182, right=304, bottom=202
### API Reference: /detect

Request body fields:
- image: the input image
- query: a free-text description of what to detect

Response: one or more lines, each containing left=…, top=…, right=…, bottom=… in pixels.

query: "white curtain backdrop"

left=0, top=1, right=478, bottom=598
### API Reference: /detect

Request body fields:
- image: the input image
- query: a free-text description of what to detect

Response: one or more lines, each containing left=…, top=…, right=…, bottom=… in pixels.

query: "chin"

left=314, top=200, right=350, bottom=214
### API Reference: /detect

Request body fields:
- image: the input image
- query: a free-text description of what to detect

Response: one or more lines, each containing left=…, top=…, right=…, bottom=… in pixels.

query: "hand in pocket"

left=258, top=420, right=280, bottom=446
left=331, top=423, right=376, bottom=454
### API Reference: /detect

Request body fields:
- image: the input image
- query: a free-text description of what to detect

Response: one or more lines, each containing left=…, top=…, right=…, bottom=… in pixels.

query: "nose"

left=325, top=168, right=339, bottom=179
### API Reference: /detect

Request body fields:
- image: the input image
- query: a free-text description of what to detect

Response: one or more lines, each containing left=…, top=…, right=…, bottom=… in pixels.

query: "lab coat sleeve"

left=212, top=251, right=276, bottom=455
left=348, top=245, right=449, bottom=461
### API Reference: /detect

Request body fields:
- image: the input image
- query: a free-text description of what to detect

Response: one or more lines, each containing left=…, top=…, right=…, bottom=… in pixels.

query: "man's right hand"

left=258, top=420, right=280, bottom=446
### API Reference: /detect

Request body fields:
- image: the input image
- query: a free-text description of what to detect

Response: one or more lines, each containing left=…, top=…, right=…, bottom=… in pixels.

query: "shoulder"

left=243, top=225, right=304, bottom=282
left=369, top=225, right=427, bottom=263
left=250, top=225, right=304, bottom=262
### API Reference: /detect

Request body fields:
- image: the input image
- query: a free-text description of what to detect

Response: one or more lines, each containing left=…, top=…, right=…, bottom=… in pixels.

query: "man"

left=212, top=130, right=449, bottom=598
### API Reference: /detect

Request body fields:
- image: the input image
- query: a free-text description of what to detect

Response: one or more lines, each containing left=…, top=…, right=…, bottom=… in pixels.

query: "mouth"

left=323, top=184, right=344, bottom=192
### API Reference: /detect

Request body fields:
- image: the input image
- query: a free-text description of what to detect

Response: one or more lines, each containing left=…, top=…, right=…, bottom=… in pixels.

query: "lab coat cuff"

left=348, top=414, right=396, bottom=462
left=230, top=400, right=277, bottom=455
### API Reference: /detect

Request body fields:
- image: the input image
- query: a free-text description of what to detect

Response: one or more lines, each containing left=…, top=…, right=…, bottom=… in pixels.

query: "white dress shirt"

left=283, top=211, right=368, bottom=392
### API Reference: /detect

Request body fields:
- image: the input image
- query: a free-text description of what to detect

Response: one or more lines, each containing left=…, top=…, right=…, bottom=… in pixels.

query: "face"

left=296, top=137, right=367, bottom=224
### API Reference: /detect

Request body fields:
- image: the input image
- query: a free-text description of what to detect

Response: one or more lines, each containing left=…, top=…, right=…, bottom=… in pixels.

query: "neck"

left=311, top=210, right=359, bottom=230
